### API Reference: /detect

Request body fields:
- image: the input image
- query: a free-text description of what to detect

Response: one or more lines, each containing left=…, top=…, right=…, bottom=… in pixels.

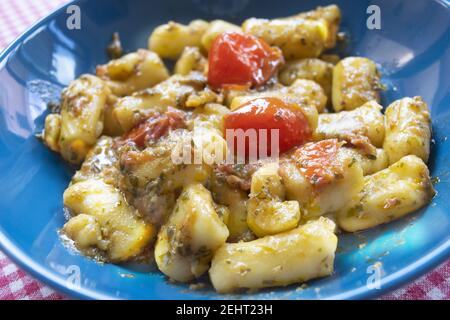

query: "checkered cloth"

left=0, top=0, right=449, bottom=300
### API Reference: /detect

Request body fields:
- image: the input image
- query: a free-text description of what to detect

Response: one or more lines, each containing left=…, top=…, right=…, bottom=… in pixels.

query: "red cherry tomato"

left=224, top=97, right=312, bottom=159
left=208, top=32, right=284, bottom=90
left=291, top=139, right=342, bottom=189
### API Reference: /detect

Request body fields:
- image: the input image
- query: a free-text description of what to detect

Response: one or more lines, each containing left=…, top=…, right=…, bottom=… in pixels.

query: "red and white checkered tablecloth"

left=0, top=0, right=449, bottom=300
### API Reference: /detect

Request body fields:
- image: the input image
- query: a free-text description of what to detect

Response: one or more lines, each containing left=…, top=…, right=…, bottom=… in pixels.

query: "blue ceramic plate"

left=0, top=0, right=449, bottom=300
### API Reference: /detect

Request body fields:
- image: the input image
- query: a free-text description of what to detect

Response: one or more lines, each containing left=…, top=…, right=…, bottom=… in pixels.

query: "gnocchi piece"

left=96, top=49, right=169, bottom=97
left=102, top=95, right=124, bottom=136
left=119, top=133, right=211, bottom=191
left=154, top=183, right=229, bottom=282
left=174, top=47, right=207, bottom=75
left=191, top=127, right=228, bottom=166
left=149, top=20, right=209, bottom=59
left=116, top=125, right=213, bottom=225
left=231, top=79, right=326, bottom=114
left=210, top=178, right=254, bottom=242
left=341, top=147, right=389, bottom=176
left=201, top=20, right=242, bottom=51
left=242, top=17, right=329, bottom=59
left=314, top=100, right=385, bottom=149
left=292, top=5, right=341, bottom=49
left=209, top=217, right=337, bottom=293
left=71, top=136, right=119, bottom=185
left=332, top=57, right=381, bottom=111
left=286, top=79, right=328, bottom=113
left=221, top=87, right=253, bottom=107
left=383, top=96, right=432, bottom=164
left=113, top=93, right=169, bottom=134
left=191, top=103, right=230, bottom=132
left=337, top=155, right=435, bottom=232
left=190, top=104, right=230, bottom=166
left=247, top=163, right=300, bottom=237
left=113, top=72, right=219, bottom=132
left=320, top=53, right=341, bottom=65
left=228, top=88, right=271, bottom=110
left=279, top=139, right=365, bottom=218
left=63, top=178, right=155, bottom=262
left=63, top=214, right=104, bottom=250
left=279, top=58, right=333, bottom=97
left=59, top=75, right=110, bottom=164
left=43, top=113, right=61, bottom=152
left=248, top=200, right=300, bottom=238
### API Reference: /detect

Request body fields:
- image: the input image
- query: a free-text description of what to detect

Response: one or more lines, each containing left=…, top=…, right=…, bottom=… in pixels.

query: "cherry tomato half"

left=224, top=97, right=312, bottom=159
left=291, top=139, right=342, bottom=189
left=208, top=32, right=284, bottom=90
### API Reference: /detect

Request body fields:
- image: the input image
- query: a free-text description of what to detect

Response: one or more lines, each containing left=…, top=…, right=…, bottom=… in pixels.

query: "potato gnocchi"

left=42, top=4, right=435, bottom=293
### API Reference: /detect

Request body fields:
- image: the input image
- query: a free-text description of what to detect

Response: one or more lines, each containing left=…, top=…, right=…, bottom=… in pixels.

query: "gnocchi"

left=174, top=47, right=208, bottom=75
left=201, top=20, right=242, bottom=51
left=96, top=49, right=169, bottom=96
left=58, top=75, right=110, bottom=164
left=209, top=217, right=337, bottom=293
left=279, top=58, right=333, bottom=98
left=63, top=178, right=155, bottom=262
left=341, top=147, right=389, bottom=176
left=247, top=163, right=301, bottom=237
left=149, top=20, right=209, bottom=59
left=315, top=100, right=385, bottom=151
left=242, top=18, right=329, bottom=59
left=113, top=72, right=220, bottom=132
left=242, top=5, right=340, bottom=59
left=337, top=155, right=435, bottom=232
left=43, top=113, right=61, bottom=152
left=154, top=183, right=229, bottom=282
left=279, top=139, right=365, bottom=218
left=332, top=57, right=381, bottom=111
left=383, top=96, right=432, bottom=164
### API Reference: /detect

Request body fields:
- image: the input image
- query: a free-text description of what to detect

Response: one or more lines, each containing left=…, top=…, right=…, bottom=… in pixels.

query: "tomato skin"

left=208, top=32, right=283, bottom=90
left=291, top=139, right=342, bottom=189
left=224, top=97, right=312, bottom=158
left=122, top=107, right=185, bottom=148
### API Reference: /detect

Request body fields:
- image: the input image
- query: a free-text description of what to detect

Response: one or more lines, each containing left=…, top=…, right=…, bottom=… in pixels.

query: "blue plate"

left=0, top=0, right=449, bottom=300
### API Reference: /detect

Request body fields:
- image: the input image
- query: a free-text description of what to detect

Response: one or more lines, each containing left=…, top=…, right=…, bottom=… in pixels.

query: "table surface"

left=0, top=0, right=449, bottom=300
